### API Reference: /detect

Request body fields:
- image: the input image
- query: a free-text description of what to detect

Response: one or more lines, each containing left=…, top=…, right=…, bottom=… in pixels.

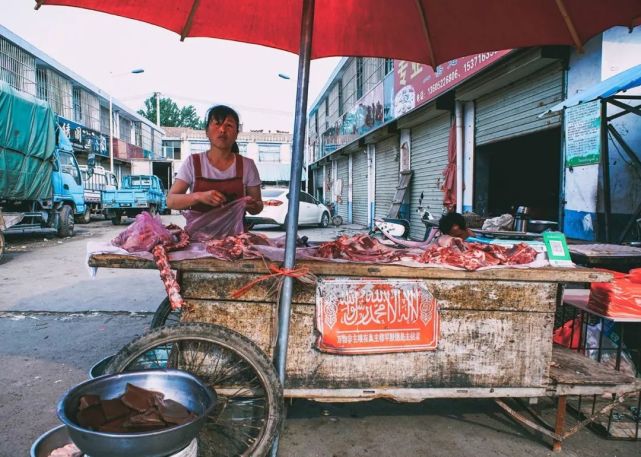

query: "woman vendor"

left=167, top=105, right=263, bottom=235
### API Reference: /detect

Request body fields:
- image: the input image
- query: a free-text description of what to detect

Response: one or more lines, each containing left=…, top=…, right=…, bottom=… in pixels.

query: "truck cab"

left=78, top=164, right=118, bottom=223
left=103, top=174, right=167, bottom=225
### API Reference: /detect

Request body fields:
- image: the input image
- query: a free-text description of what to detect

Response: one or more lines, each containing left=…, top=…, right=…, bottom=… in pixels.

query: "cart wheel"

left=107, top=323, right=283, bottom=457
left=150, top=297, right=182, bottom=329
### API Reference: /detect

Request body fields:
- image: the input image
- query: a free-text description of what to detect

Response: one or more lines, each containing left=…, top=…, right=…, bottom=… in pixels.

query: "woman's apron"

left=190, top=153, right=244, bottom=212
left=183, top=153, right=247, bottom=239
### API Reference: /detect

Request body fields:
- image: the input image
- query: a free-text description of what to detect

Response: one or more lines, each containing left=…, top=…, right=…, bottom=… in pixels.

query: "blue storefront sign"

left=57, top=116, right=109, bottom=156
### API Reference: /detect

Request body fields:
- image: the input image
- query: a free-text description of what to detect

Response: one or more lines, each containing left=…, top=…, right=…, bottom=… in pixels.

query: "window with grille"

left=162, top=140, right=181, bottom=160
left=258, top=142, right=281, bottom=162
left=73, top=87, right=82, bottom=123
left=384, top=58, right=394, bottom=75
left=338, top=79, right=343, bottom=116
left=356, top=57, right=364, bottom=99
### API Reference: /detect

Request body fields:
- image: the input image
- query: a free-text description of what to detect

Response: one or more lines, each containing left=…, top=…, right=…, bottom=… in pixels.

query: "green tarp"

left=0, top=81, right=56, bottom=201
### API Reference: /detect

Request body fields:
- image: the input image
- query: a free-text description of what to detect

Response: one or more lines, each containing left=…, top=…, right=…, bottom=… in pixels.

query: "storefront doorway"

left=474, top=128, right=561, bottom=221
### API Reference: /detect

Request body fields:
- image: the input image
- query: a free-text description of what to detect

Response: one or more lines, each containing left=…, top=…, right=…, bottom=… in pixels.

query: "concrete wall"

left=601, top=27, right=641, bottom=226
left=563, top=25, right=641, bottom=240
left=563, top=32, right=602, bottom=240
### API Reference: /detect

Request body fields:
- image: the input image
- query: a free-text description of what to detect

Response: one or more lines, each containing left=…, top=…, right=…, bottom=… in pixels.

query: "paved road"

left=1, top=217, right=639, bottom=456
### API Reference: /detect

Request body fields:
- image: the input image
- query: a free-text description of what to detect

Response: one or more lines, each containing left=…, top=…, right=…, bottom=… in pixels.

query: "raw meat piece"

left=120, top=383, right=164, bottom=413
left=315, top=234, right=407, bottom=263
left=78, top=394, right=100, bottom=411
left=417, top=241, right=537, bottom=271
left=101, top=398, right=130, bottom=421
left=158, top=399, right=197, bottom=425
left=76, top=403, right=106, bottom=428
left=48, top=443, right=82, bottom=457
left=204, top=232, right=273, bottom=260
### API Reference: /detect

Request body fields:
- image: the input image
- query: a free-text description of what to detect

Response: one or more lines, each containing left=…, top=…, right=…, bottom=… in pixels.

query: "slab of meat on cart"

left=418, top=238, right=537, bottom=271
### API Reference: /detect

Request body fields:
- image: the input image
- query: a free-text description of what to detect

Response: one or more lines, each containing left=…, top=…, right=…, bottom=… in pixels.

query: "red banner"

left=393, top=50, right=511, bottom=117
left=316, top=279, right=439, bottom=354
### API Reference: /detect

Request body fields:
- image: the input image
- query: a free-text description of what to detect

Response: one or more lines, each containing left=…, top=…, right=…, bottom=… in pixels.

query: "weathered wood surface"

left=182, top=299, right=555, bottom=389
left=550, top=346, right=637, bottom=386
left=88, top=253, right=612, bottom=283
left=181, top=272, right=558, bottom=313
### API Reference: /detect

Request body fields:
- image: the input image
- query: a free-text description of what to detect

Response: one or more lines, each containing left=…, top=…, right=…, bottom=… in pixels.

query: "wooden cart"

left=89, top=254, right=641, bottom=453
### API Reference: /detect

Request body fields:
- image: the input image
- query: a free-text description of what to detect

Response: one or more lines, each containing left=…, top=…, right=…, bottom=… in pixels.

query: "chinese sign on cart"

left=316, top=279, right=439, bottom=354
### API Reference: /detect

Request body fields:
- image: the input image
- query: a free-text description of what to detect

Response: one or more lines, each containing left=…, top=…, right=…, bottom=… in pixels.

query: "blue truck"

left=102, top=174, right=167, bottom=225
left=0, top=81, right=85, bottom=240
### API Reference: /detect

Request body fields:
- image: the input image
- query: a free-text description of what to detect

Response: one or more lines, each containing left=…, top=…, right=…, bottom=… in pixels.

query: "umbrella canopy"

left=36, top=0, right=641, bottom=67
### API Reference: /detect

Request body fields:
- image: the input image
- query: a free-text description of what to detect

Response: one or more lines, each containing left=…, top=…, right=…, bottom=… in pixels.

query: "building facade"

left=307, top=26, right=641, bottom=243
left=163, top=127, right=294, bottom=187
left=0, top=25, right=166, bottom=185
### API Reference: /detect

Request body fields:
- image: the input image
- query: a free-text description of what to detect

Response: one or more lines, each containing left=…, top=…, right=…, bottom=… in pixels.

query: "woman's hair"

left=438, top=212, right=467, bottom=235
left=231, top=142, right=240, bottom=153
left=205, top=105, right=240, bottom=131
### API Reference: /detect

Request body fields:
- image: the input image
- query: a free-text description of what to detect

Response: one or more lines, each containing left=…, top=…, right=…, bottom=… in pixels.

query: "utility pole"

left=155, top=91, right=161, bottom=126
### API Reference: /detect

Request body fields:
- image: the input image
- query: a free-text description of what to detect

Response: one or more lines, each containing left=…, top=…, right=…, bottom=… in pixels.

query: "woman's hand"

left=245, top=197, right=264, bottom=214
left=196, top=190, right=227, bottom=208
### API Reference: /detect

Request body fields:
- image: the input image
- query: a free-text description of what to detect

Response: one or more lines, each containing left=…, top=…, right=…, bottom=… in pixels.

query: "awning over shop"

left=542, top=62, right=641, bottom=115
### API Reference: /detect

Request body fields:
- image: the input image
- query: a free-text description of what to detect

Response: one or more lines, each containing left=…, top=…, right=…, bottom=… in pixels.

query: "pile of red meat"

left=204, top=232, right=273, bottom=260
left=417, top=237, right=537, bottom=271
left=75, top=383, right=196, bottom=433
left=112, top=212, right=190, bottom=310
left=315, top=234, right=408, bottom=263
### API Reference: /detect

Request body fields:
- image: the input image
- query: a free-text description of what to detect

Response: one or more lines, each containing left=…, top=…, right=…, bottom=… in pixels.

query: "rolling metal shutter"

left=374, top=136, right=399, bottom=219
left=352, top=149, right=369, bottom=226
left=336, top=157, right=349, bottom=220
left=409, top=113, right=451, bottom=239
left=476, top=62, right=563, bottom=145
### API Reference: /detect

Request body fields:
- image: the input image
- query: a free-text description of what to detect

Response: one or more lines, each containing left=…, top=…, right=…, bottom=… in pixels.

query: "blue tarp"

left=543, top=62, right=641, bottom=115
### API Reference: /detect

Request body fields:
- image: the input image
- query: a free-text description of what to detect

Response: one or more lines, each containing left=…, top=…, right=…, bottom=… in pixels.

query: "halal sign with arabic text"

left=316, top=279, right=439, bottom=354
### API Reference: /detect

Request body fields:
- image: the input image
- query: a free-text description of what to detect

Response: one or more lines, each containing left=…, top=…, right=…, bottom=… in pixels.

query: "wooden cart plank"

left=550, top=346, right=637, bottom=386
left=182, top=299, right=554, bottom=389
left=181, top=272, right=558, bottom=313
left=89, top=253, right=612, bottom=283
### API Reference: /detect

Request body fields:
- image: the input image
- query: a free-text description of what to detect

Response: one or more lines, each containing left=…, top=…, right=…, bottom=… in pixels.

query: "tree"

left=137, top=95, right=204, bottom=129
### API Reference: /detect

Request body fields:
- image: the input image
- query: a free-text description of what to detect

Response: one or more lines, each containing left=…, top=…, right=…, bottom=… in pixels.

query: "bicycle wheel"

left=107, top=323, right=283, bottom=457
left=150, top=297, right=183, bottom=329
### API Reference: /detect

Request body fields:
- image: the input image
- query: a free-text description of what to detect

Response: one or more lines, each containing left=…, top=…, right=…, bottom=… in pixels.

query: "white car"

left=247, top=188, right=331, bottom=228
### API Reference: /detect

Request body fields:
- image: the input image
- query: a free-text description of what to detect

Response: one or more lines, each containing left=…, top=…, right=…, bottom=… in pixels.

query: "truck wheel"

left=57, top=205, right=74, bottom=237
left=112, top=211, right=123, bottom=225
left=75, top=207, right=91, bottom=224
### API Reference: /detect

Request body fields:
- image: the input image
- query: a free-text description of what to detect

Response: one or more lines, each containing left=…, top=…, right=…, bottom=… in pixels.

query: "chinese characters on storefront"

left=316, top=279, right=439, bottom=354
left=393, top=50, right=511, bottom=117
left=58, top=116, right=108, bottom=156
left=564, top=100, right=601, bottom=167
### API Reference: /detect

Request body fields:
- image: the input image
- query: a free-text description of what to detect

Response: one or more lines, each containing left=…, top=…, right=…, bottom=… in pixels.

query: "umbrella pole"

left=271, top=1, right=315, bottom=454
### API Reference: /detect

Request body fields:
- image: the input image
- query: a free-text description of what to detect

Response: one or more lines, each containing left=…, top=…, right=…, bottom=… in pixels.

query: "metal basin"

left=30, top=425, right=71, bottom=457
left=527, top=219, right=558, bottom=233
left=89, top=354, right=115, bottom=379
left=57, top=369, right=216, bottom=457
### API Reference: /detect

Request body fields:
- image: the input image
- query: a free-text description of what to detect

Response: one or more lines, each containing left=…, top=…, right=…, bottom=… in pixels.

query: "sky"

left=1, top=1, right=341, bottom=132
